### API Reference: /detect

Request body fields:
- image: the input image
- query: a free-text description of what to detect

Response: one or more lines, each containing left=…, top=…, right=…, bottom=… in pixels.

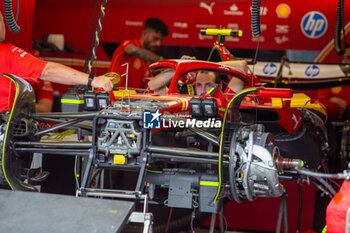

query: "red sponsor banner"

left=34, top=0, right=348, bottom=62
left=99, top=0, right=347, bottom=50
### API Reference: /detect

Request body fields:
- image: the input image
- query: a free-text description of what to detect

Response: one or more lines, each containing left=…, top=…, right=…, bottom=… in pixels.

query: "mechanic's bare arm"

left=39, top=62, right=114, bottom=91
left=148, top=69, right=175, bottom=91
left=124, top=44, right=163, bottom=62
left=35, top=99, right=53, bottom=113
left=148, top=55, right=197, bottom=92
left=218, top=60, right=249, bottom=75
left=330, top=96, right=347, bottom=109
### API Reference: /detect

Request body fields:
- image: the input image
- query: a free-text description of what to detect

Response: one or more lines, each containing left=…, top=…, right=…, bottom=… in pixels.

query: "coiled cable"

left=251, top=0, right=261, bottom=38
left=87, top=0, right=107, bottom=75
left=83, top=0, right=98, bottom=73
left=334, top=0, right=346, bottom=56
left=3, top=0, right=20, bottom=34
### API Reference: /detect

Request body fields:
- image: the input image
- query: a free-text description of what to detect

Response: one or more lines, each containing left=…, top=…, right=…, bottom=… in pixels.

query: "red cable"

left=165, top=207, right=173, bottom=233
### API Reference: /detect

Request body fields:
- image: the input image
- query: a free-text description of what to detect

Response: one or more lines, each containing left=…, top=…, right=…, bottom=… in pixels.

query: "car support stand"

left=128, top=195, right=154, bottom=233
left=209, top=201, right=224, bottom=233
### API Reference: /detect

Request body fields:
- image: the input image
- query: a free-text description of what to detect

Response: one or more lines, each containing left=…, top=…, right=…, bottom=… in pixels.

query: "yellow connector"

left=113, top=154, right=126, bottom=164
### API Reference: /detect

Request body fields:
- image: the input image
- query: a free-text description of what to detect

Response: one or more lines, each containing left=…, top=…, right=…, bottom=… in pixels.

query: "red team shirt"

left=317, top=86, right=350, bottom=118
left=108, top=39, right=150, bottom=89
left=0, top=43, right=47, bottom=111
left=31, top=80, right=54, bottom=102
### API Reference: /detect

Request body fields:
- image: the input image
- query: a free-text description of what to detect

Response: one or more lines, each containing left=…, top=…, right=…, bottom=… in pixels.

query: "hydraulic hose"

left=251, top=0, right=261, bottom=38
left=314, top=176, right=337, bottom=197
left=3, top=0, right=20, bottom=34
left=297, top=167, right=348, bottom=179
left=334, top=0, right=346, bottom=56
left=297, top=168, right=341, bottom=196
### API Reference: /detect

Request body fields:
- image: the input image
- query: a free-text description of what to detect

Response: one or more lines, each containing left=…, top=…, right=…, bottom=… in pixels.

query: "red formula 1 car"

left=0, top=30, right=337, bottom=233
left=1, top=56, right=328, bottom=190
left=0, top=57, right=334, bottom=232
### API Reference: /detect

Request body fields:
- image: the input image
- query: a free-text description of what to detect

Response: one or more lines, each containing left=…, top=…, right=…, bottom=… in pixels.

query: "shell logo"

left=134, top=58, right=141, bottom=69
left=331, top=86, right=342, bottom=94
left=276, top=3, right=291, bottom=18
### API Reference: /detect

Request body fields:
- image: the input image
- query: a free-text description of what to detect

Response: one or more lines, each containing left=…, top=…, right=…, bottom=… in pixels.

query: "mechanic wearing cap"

left=108, top=17, right=168, bottom=89
left=0, top=12, right=114, bottom=112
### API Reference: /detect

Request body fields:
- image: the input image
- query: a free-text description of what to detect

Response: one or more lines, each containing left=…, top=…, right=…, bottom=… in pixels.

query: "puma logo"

left=292, top=114, right=302, bottom=129
left=200, top=2, right=215, bottom=15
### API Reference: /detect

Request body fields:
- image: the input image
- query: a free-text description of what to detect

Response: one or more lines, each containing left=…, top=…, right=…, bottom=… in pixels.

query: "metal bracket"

left=128, top=195, right=153, bottom=233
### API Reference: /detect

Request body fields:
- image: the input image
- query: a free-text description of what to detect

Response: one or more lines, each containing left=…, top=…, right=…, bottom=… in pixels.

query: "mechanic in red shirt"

left=108, top=18, right=168, bottom=89
left=317, top=43, right=350, bottom=118
left=29, top=49, right=54, bottom=113
left=31, top=80, right=54, bottom=113
left=0, top=12, right=114, bottom=112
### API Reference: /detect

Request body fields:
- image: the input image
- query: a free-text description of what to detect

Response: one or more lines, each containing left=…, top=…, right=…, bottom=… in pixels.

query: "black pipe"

left=3, top=0, right=20, bottom=34
left=30, top=112, right=98, bottom=119
left=149, top=145, right=220, bottom=158
left=188, top=127, right=219, bottom=146
left=14, top=141, right=91, bottom=148
left=14, top=147, right=89, bottom=156
left=34, top=118, right=87, bottom=137
left=151, top=153, right=229, bottom=165
left=35, top=117, right=93, bottom=131
left=263, top=77, right=350, bottom=90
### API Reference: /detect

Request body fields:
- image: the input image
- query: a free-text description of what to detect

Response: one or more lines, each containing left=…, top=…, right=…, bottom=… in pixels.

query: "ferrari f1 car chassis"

left=0, top=60, right=346, bottom=222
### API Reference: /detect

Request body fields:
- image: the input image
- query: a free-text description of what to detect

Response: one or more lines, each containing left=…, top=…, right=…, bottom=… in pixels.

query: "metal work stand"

left=276, top=191, right=289, bottom=233
left=209, top=203, right=225, bottom=233
left=127, top=195, right=154, bottom=233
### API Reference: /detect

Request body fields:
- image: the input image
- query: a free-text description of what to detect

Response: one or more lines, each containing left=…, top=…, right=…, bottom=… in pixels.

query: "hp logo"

left=305, top=65, right=320, bottom=77
left=301, top=11, right=327, bottom=39
left=263, top=63, right=277, bottom=75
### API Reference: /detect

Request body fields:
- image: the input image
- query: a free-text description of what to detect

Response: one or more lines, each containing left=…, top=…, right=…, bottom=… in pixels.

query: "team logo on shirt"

left=134, top=58, right=141, bottom=69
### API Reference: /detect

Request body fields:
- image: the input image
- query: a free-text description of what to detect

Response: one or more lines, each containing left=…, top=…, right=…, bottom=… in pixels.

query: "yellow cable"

left=1, top=74, right=19, bottom=190
left=213, top=87, right=259, bottom=204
